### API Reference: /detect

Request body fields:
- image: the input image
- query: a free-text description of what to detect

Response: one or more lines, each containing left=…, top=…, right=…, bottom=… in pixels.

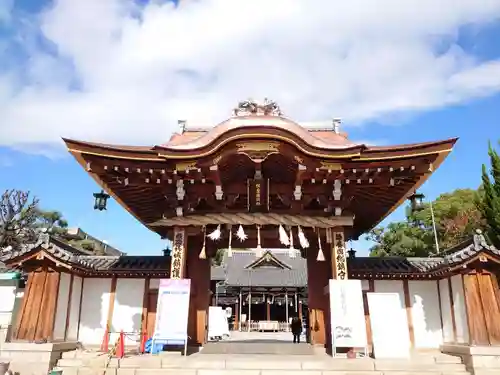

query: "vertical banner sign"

left=152, top=279, right=191, bottom=352
left=170, top=228, right=186, bottom=279
left=329, top=279, right=367, bottom=351
left=333, top=232, right=348, bottom=280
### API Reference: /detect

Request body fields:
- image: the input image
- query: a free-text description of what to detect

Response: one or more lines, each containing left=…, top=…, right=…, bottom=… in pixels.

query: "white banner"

left=153, top=279, right=191, bottom=342
left=329, top=279, right=367, bottom=348
left=367, top=292, right=410, bottom=358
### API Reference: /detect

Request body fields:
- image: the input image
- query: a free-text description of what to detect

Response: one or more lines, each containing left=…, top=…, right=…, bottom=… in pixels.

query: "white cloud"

left=1, top=0, right=500, bottom=151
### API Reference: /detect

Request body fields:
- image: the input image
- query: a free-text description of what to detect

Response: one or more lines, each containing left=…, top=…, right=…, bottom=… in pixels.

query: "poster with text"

left=153, top=279, right=191, bottom=342
left=329, top=279, right=367, bottom=348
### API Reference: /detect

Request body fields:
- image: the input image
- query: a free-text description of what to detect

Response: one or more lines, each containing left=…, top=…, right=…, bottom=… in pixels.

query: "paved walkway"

left=225, top=331, right=297, bottom=342
left=202, top=331, right=314, bottom=355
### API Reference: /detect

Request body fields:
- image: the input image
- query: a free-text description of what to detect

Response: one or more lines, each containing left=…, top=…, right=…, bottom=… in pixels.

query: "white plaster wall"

left=360, top=280, right=370, bottom=291
left=53, top=273, right=71, bottom=340
left=0, top=280, right=18, bottom=327
left=67, top=276, right=82, bottom=341
left=374, top=280, right=405, bottom=296
left=438, top=278, right=454, bottom=343
left=78, top=278, right=112, bottom=345
left=373, top=280, right=410, bottom=347
left=408, top=280, right=443, bottom=348
left=451, top=274, right=469, bottom=344
left=110, top=279, right=145, bottom=345
left=149, top=279, right=161, bottom=290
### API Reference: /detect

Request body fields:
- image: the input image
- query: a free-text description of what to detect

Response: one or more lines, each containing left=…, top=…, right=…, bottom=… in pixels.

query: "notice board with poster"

left=329, top=279, right=368, bottom=356
left=151, top=279, right=191, bottom=355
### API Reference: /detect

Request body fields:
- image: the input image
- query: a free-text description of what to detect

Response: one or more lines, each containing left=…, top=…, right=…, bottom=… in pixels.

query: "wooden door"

left=145, top=290, right=158, bottom=339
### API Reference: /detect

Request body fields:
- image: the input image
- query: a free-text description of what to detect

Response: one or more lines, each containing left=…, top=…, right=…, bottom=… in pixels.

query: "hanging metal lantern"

left=407, top=192, right=425, bottom=214
left=93, top=190, right=110, bottom=211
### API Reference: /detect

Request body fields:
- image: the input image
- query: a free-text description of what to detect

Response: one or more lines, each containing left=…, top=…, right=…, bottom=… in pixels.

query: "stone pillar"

left=185, top=234, right=211, bottom=346
left=306, top=239, right=329, bottom=346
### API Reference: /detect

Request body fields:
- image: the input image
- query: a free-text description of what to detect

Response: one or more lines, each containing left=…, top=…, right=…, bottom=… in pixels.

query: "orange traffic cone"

left=115, top=330, right=125, bottom=358
left=100, top=328, right=109, bottom=352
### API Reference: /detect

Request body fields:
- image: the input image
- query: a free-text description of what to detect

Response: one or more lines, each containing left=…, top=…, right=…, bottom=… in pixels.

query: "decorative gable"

left=245, top=250, right=291, bottom=270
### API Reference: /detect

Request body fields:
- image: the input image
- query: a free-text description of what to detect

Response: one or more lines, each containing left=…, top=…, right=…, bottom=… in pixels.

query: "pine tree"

left=477, top=142, right=500, bottom=247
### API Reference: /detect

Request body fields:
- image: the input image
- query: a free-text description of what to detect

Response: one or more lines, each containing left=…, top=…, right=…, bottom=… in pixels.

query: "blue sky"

left=1, top=1, right=500, bottom=255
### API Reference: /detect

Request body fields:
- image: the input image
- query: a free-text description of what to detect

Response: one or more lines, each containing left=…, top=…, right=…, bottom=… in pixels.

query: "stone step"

left=58, top=369, right=470, bottom=375
left=56, top=361, right=469, bottom=373
left=56, top=353, right=469, bottom=374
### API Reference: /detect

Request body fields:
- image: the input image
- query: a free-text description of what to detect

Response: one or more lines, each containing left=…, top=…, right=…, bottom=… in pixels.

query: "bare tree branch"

left=0, top=189, right=40, bottom=251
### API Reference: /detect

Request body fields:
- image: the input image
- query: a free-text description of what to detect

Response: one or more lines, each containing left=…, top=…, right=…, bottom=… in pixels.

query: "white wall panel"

left=53, top=273, right=71, bottom=340
left=67, top=276, right=82, bottom=341
left=438, top=278, right=454, bottom=343
left=110, top=279, right=145, bottom=345
left=78, top=278, right=112, bottom=345
left=408, top=280, right=443, bottom=348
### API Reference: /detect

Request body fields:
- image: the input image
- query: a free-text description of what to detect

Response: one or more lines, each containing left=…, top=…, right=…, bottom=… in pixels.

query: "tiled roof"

left=211, top=266, right=226, bottom=281
left=436, top=230, right=500, bottom=269
left=221, top=250, right=308, bottom=287
left=3, top=230, right=497, bottom=279
left=1, top=234, right=171, bottom=275
left=77, top=255, right=170, bottom=271
left=348, top=257, right=442, bottom=275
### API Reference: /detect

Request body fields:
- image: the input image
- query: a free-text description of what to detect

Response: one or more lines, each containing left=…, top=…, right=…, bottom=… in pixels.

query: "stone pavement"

left=202, top=331, right=314, bottom=355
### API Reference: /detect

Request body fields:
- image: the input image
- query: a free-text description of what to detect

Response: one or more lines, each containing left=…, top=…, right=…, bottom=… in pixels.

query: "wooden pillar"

left=234, top=301, right=239, bottom=331
left=238, top=289, right=243, bottom=331
left=186, top=234, right=211, bottom=346
left=285, top=293, right=289, bottom=325
left=105, top=277, right=118, bottom=339
left=266, top=295, right=270, bottom=321
left=140, top=277, right=150, bottom=338
left=363, top=280, right=375, bottom=350
left=403, top=280, right=415, bottom=348
left=248, top=291, right=252, bottom=331
left=306, top=239, right=329, bottom=346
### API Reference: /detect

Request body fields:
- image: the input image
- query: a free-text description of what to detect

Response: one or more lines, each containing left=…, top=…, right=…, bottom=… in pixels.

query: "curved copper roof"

left=160, top=115, right=356, bottom=150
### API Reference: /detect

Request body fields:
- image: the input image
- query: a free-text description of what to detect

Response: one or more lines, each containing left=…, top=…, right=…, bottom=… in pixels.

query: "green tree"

left=368, top=188, right=483, bottom=257
left=34, top=209, right=69, bottom=235
left=367, top=222, right=431, bottom=257
left=477, top=142, right=500, bottom=247
left=211, top=248, right=226, bottom=266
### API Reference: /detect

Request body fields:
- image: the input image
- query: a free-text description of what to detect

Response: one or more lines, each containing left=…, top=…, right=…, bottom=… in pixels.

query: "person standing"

left=290, top=316, right=302, bottom=343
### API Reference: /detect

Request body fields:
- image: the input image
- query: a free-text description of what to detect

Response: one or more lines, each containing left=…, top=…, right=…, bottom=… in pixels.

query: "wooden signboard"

left=247, top=178, right=269, bottom=212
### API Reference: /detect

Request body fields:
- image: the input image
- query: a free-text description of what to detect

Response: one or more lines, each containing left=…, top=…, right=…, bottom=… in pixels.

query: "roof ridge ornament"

left=473, top=228, right=496, bottom=251
left=232, top=98, right=283, bottom=117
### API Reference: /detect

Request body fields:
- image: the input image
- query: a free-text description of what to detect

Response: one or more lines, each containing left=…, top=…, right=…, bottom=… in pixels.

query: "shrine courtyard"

left=2, top=99, right=500, bottom=375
